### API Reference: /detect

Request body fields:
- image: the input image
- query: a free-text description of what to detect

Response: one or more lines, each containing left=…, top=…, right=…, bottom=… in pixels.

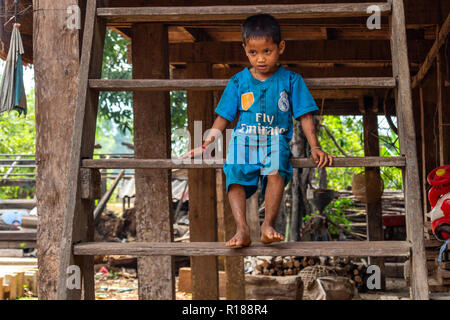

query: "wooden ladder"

left=56, top=0, right=429, bottom=300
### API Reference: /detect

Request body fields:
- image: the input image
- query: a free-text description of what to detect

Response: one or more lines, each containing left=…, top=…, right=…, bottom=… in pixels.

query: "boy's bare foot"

left=226, top=227, right=251, bottom=247
left=261, top=223, right=285, bottom=244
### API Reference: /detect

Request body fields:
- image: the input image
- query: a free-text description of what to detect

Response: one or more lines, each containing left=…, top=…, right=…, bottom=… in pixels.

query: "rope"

left=438, top=239, right=450, bottom=263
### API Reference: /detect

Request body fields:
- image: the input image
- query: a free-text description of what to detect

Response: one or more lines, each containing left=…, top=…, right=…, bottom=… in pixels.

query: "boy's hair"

left=241, top=14, right=282, bottom=45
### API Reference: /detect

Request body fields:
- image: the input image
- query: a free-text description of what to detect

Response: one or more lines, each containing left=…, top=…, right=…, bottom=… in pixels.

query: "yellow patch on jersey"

left=241, top=92, right=254, bottom=111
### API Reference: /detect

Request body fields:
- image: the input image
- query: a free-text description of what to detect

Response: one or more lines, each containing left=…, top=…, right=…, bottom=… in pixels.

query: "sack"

left=307, top=276, right=358, bottom=300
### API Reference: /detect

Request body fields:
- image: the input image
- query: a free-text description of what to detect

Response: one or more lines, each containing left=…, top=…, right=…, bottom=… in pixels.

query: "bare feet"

left=261, top=223, right=285, bottom=244
left=226, top=226, right=251, bottom=247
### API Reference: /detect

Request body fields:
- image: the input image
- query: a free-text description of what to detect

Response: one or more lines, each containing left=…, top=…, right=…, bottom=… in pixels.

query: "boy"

left=181, top=14, right=334, bottom=247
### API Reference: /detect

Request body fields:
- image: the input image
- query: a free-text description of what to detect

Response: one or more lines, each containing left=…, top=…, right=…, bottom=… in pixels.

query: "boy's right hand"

left=179, top=146, right=205, bottom=159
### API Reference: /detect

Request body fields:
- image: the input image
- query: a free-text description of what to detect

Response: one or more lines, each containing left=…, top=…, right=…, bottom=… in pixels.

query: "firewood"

left=354, top=275, right=363, bottom=283
left=263, top=267, right=270, bottom=275
left=308, top=258, right=315, bottom=266
left=293, top=260, right=301, bottom=268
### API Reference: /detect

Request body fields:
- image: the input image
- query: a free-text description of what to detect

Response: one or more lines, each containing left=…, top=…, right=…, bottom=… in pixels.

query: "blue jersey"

left=215, top=65, right=318, bottom=146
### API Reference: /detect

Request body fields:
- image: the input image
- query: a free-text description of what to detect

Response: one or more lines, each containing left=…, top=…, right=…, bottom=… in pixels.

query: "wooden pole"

left=411, top=13, right=450, bottom=88
left=363, top=98, right=386, bottom=290
left=132, top=23, right=175, bottom=300
left=389, top=0, right=429, bottom=300
left=34, top=0, right=81, bottom=300
left=186, top=63, right=219, bottom=300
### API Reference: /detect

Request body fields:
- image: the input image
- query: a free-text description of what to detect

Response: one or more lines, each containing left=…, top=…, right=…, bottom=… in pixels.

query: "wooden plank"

left=98, top=3, right=391, bottom=23
left=16, top=272, right=24, bottom=297
left=82, top=156, right=406, bottom=169
left=168, top=40, right=430, bottom=64
left=186, top=63, right=219, bottom=300
left=56, top=0, right=107, bottom=300
left=5, top=274, right=17, bottom=300
left=363, top=103, right=386, bottom=290
left=0, top=231, right=36, bottom=241
left=74, top=240, right=411, bottom=257
left=222, top=172, right=246, bottom=300
left=89, top=77, right=396, bottom=91
left=132, top=23, right=175, bottom=300
left=390, top=0, right=429, bottom=300
left=411, top=13, right=450, bottom=88
left=0, top=241, right=36, bottom=249
left=0, top=258, right=38, bottom=266
left=0, top=276, right=3, bottom=300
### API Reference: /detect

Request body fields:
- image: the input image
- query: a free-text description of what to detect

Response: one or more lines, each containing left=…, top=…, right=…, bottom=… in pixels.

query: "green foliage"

left=303, top=198, right=354, bottom=235
left=318, top=115, right=402, bottom=190
left=100, top=29, right=133, bottom=134
left=0, top=89, right=36, bottom=199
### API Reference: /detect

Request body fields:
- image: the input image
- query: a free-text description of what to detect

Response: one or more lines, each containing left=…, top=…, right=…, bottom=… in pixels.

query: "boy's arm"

left=180, top=115, right=230, bottom=159
left=299, top=113, right=335, bottom=168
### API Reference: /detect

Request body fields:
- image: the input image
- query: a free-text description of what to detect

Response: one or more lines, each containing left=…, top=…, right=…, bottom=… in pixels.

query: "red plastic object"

left=98, top=266, right=109, bottom=274
left=428, top=184, right=450, bottom=207
left=427, top=165, right=450, bottom=186
left=382, top=215, right=405, bottom=227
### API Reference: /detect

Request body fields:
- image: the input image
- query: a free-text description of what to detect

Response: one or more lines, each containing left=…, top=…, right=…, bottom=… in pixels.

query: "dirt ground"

left=94, top=271, right=411, bottom=300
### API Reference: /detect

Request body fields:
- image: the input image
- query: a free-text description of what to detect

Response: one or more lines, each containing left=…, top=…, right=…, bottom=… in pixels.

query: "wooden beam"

left=89, top=77, right=396, bottom=91
left=132, top=23, right=175, bottom=300
left=0, top=199, right=37, bottom=210
left=363, top=100, right=386, bottom=290
left=98, top=3, right=391, bottom=23
left=74, top=240, right=411, bottom=257
left=81, top=156, right=406, bottom=169
left=390, top=0, right=429, bottom=300
left=412, top=13, right=450, bottom=88
left=56, top=0, right=107, bottom=300
left=168, top=40, right=431, bottom=64
left=0, top=230, right=36, bottom=241
left=32, top=0, right=82, bottom=301
left=186, top=63, right=219, bottom=300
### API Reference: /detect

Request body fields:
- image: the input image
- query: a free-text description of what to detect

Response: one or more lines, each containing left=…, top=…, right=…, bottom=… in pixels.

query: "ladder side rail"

left=56, top=0, right=107, bottom=300
left=389, top=0, right=429, bottom=300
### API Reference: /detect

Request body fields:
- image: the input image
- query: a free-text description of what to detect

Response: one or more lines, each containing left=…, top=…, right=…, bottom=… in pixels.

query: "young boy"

left=181, top=14, right=334, bottom=247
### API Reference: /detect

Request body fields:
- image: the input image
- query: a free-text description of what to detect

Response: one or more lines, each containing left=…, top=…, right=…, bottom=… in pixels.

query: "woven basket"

left=351, top=170, right=384, bottom=204
left=299, top=265, right=338, bottom=299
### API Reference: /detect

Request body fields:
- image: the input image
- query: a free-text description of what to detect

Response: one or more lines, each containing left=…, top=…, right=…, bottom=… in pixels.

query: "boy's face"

left=243, top=38, right=285, bottom=78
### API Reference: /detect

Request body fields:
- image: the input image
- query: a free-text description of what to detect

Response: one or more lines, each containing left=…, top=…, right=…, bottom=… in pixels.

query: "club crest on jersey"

left=241, top=92, right=254, bottom=110
left=278, top=91, right=289, bottom=112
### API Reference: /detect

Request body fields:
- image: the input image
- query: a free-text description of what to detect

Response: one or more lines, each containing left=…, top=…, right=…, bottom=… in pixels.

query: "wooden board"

left=132, top=23, right=175, bottom=300
left=89, top=77, right=396, bottom=91
left=390, top=0, right=429, bottom=300
left=74, top=240, right=412, bottom=257
left=98, top=3, right=392, bottom=23
left=186, top=63, right=219, bottom=300
left=82, top=156, right=406, bottom=169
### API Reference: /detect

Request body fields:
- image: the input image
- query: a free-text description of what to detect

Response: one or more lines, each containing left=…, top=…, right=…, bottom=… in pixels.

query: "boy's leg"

left=261, top=172, right=285, bottom=244
left=226, top=183, right=251, bottom=247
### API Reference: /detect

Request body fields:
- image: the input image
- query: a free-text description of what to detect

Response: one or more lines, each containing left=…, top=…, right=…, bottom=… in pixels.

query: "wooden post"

left=389, top=0, right=429, bottom=300
left=222, top=173, right=246, bottom=300
left=247, top=193, right=260, bottom=243
left=436, top=46, right=447, bottom=166
left=363, top=98, right=386, bottom=290
left=35, top=0, right=105, bottom=300
left=186, top=63, right=219, bottom=299
left=34, top=0, right=81, bottom=300
left=132, top=23, right=175, bottom=300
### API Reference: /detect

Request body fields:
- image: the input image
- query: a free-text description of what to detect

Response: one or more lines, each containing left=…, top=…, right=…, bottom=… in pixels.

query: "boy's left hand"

left=311, top=149, right=335, bottom=168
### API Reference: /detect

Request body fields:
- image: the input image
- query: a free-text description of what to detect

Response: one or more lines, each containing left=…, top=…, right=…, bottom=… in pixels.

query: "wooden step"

left=89, top=77, right=396, bottom=91
left=82, top=156, right=406, bottom=169
left=74, top=241, right=411, bottom=257
left=97, top=3, right=391, bottom=23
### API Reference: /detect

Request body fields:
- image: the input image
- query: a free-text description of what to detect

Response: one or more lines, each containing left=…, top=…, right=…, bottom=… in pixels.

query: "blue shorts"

left=223, top=137, right=293, bottom=199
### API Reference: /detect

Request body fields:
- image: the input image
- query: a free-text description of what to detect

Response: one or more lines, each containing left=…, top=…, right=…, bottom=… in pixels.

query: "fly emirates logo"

left=237, top=112, right=288, bottom=136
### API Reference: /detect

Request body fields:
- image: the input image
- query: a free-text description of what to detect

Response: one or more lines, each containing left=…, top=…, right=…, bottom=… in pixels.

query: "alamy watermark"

left=367, top=5, right=382, bottom=30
